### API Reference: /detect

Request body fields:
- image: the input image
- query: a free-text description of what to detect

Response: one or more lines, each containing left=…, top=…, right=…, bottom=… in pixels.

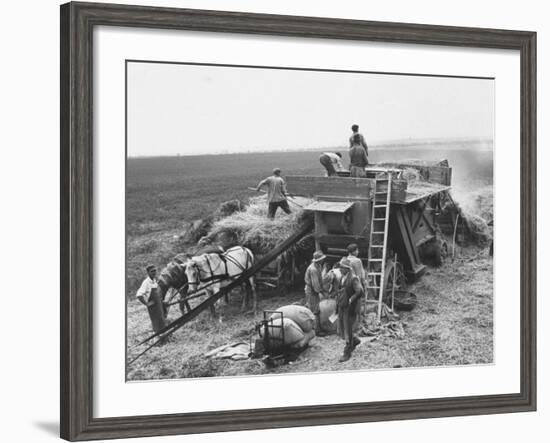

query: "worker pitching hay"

left=204, top=195, right=314, bottom=254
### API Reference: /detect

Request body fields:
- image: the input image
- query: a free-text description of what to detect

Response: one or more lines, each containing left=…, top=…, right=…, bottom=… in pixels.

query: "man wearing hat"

left=346, top=243, right=367, bottom=290
left=336, top=257, right=364, bottom=362
left=304, top=251, right=329, bottom=335
left=255, top=168, right=291, bottom=219
left=136, top=264, right=167, bottom=334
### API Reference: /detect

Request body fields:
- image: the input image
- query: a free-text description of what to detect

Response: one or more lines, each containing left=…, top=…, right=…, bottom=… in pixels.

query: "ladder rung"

left=372, top=231, right=385, bottom=234
left=373, top=204, right=387, bottom=208
left=367, top=272, right=383, bottom=275
left=365, top=300, right=380, bottom=304
left=369, top=258, right=383, bottom=262
left=372, top=217, right=386, bottom=221
left=375, top=191, right=388, bottom=195
left=370, top=245, right=384, bottom=248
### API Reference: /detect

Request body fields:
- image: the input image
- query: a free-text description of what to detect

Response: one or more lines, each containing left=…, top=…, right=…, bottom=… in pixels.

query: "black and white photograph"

left=125, top=61, right=495, bottom=380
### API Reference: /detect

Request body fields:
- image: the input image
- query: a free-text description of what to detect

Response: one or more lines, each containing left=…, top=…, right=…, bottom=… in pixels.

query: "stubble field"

left=126, top=139, right=494, bottom=380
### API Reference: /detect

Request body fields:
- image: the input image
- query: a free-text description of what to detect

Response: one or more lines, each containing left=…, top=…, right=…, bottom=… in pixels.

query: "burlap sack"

left=319, top=299, right=338, bottom=333
left=260, top=317, right=305, bottom=346
left=270, top=305, right=315, bottom=333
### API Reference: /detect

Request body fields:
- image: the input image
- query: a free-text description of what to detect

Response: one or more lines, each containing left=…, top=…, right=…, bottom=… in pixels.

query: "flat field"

left=126, top=140, right=494, bottom=380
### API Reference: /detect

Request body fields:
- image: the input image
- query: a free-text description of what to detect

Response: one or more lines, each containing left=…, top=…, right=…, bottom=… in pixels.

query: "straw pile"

left=178, top=199, right=244, bottom=246
left=443, top=185, right=493, bottom=245
left=205, top=196, right=314, bottom=254
left=402, top=167, right=421, bottom=182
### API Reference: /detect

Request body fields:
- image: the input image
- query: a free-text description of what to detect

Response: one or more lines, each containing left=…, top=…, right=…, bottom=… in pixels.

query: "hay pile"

left=461, top=212, right=491, bottom=244
left=391, top=159, right=449, bottom=167
left=205, top=196, right=314, bottom=254
left=178, top=199, right=244, bottom=246
left=443, top=185, right=493, bottom=245
left=402, top=167, right=421, bottom=182
left=407, top=181, right=446, bottom=196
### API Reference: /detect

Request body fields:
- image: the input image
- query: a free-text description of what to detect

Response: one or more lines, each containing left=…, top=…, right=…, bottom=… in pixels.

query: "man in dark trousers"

left=349, top=124, right=368, bottom=154
left=319, top=152, right=345, bottom=177
left=336, top=257, right=364, bottom=362
left=256, top=168, right=291, bottom=219
left=349, top=133, right=369, bottom=177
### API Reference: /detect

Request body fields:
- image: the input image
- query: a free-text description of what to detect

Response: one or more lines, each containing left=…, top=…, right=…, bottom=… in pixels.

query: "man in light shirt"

left=256, top=168, right=291, bottom=219
left=304, top=251, right=330, bottom=336
left=136, top=264, right=167, bottom=333
left=319, top=152, right=345, bottom=177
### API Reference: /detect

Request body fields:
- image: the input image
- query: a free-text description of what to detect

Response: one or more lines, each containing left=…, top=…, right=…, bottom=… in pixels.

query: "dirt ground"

left=127, top=246, right=493, bottom=380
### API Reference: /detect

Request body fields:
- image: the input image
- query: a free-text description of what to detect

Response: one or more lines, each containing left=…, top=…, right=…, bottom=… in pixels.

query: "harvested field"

left=126, top=141, right=493, bottom=380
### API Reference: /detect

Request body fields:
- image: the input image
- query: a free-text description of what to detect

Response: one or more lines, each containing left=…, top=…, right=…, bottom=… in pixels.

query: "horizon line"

left=127, top=136, right=494, bottom=159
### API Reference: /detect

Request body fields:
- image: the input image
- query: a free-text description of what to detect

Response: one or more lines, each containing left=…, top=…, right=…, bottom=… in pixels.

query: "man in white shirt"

left=319, top=152, right=345, bottom=177
left=136, top=264, right=167, bottom=333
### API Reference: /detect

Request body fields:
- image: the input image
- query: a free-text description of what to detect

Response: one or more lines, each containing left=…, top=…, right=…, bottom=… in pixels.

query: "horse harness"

left=188, top=246, right=252, bottom=287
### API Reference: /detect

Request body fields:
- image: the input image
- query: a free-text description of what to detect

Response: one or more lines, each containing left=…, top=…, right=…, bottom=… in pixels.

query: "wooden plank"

left=304, top=200, right=355, bottom=213
left=315, top=233, right=369, bottom=252
left=377, top=162, right=453, bottom=185
left=393, top=207, right=422, bottom=274
left=287, top=175, right=407, bottom=202
left=287, top=175, right=372, bottom=199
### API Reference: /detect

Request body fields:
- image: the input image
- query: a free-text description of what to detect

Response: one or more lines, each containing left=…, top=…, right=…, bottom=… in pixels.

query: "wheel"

left=383, top=258, right=406, bottom=295
left=419, top=238, right=444, bottom=267
left=276, top=256, right=293, bottom=296
left=432, top=240, right=442, bottom=267
left=440, top=240, right=449, bottom=261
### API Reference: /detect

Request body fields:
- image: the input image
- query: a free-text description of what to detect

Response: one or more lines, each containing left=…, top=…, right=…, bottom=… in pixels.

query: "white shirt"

left=322, top=152, right=345, bottom=172
left=135, top=277, right=158, bottom=302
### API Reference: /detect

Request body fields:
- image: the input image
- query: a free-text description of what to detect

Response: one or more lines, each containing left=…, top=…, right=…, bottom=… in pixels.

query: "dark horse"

left=157, top=260, right=190, bottom=316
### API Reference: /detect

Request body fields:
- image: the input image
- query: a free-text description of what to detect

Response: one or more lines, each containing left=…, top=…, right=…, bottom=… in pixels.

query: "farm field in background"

left=126, top=139, right=494, bottom=379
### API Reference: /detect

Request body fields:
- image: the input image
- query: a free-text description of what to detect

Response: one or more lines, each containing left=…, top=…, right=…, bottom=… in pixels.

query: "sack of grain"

left=319, top=299, right=337, bottom=333
left=291, top=329, right=315, bottom=349
left=270, top=305, right=315, bottom=332
left=259, top=317, right=305, bottom=346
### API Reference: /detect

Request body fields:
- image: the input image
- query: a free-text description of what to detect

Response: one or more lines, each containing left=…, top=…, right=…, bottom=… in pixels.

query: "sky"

left=127, top=61, right=494, bottom=157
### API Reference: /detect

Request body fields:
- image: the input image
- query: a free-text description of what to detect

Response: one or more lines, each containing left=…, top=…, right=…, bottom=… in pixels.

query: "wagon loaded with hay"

left=195, top=196, right=315, bottom=293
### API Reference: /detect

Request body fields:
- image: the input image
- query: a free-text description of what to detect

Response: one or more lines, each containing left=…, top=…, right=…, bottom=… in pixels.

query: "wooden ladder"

left=366, top=171, right=393, bottom=322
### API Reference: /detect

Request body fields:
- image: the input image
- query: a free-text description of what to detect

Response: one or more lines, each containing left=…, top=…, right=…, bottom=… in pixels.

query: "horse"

left=185, top=246, right=257, bottom=322
left=157, top=259, right=190, bottom=316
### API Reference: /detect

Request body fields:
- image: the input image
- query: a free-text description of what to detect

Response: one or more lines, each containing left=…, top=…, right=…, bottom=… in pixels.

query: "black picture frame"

left=60, top=2, right=537, bottom=441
